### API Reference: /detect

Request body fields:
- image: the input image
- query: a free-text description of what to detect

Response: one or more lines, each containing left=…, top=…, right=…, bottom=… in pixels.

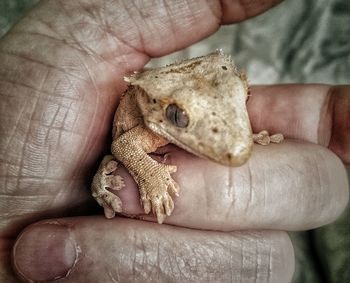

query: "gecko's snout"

left=221, top=141, right=252, bottom=167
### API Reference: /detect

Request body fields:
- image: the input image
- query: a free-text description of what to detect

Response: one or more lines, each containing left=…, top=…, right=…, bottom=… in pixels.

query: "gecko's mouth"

left=174, top=138, right=252, bottom=167
left=147, top=122, right=252, bottom=167
left=148, top=122, right=207, bottom=157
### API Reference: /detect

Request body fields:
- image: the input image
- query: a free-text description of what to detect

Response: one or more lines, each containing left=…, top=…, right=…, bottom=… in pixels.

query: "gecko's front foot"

left=91, top=155, right=125, bottom=218
left=253, top=130, right=284, bottom=145
left=138, top=163, right=180, bottom=224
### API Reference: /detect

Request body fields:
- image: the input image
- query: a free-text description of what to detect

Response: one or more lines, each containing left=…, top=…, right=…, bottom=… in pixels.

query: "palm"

left=1, top=36, right=127, bottom=225
left=0, top=7, right=141, bottom=280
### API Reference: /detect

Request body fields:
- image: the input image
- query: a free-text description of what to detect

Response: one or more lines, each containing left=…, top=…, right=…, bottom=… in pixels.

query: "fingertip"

left=327, top=86, right=350, bottom=164
left=12, top=222, right=77, bottom=282
left=220, top=0, right=283, bottom=23
left=247, top=84, right=331, bottom=144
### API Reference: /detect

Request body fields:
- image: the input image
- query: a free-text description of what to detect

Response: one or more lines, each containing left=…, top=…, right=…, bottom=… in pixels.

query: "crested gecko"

left=91, top=51, right=283, bottom=224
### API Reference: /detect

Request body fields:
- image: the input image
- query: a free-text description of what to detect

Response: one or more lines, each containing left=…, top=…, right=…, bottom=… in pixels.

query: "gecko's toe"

left=156, top=214, right=166, bottom=224
left=99, top=155, right=118, bottom=174
left=155, top=207, right=167, bottom=224
left=168, top=181, right=180, bottom=196
left=270, top=133, right=284, bottom=143
left=151, top=196, right=162, bottom=215
left=142, top=197, right=152, bottom=214
left=164, top=164, right=177, bottom=173
left=151, top=193, right=174, bottom=223
left=94, top=190, right=123, bottom=217
left=104, top=160, right=118, bottom=174
left=150, top=196, right=167, bottom=224
left=105, top=175, right=125, bottom=191
left=164, top=194, right=174, bottom=216
left=253, top=130, right=284, bottom=145
left=253, top=130, right=270, bottom=145
left=104, top=206, right=116, bottom=219
left=110, top=195, right=123, bottom=213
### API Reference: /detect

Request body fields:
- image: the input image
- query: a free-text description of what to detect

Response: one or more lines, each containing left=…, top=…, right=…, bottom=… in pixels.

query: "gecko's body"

left=91, top=51, right=283, bottom=223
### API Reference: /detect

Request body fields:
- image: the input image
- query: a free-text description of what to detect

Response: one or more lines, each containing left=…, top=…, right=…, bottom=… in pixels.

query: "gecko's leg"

left=253, top=130, right=284, bottom=145
left=112, top=125, right=180, bottom=224
left=91, top=155, right=125, bottom=218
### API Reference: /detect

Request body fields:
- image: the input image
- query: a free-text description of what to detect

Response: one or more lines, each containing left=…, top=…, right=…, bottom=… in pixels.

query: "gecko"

left=91, top=51, right=283, bottom=224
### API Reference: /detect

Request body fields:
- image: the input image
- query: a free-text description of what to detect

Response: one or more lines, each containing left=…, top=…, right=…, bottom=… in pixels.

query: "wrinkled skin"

left=0, top=0, right=349, bottom=282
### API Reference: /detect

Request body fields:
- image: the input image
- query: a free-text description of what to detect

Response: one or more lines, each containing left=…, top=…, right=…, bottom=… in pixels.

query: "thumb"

left=12, top=217, right=294, bottom=282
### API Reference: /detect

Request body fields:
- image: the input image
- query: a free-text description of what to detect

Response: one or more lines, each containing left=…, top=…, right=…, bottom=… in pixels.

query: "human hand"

left=0, top=0, right=348, bottom=282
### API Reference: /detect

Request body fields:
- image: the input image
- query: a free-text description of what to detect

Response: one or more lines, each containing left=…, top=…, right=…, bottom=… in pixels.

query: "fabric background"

left=1, top=0, right=349, bottom=282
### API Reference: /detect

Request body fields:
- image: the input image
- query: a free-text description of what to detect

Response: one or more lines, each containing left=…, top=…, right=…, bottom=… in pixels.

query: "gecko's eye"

left=165, top=104, right=189, bottom=128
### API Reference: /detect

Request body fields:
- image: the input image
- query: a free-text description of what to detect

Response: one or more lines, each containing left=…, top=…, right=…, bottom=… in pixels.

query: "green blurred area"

left=1, top=0, right=349, bottom=282
left=0, top=0, right=38, bottom=36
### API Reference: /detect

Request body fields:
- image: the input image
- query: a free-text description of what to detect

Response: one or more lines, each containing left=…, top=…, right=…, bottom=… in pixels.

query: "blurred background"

left=1, top=0, right=349, bottom=282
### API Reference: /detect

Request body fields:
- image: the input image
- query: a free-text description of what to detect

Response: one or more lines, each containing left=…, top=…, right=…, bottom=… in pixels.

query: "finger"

left=5, top=0, right=284, bottom=73
left=28, top=0, right=282, bottom=56
left=248, top=85, right=350, bottom=164
left=12, top=218, right=294, bottom=282
left=114, top=141, right=349, bottom=231
left=220, top=0, right=282, bottom=23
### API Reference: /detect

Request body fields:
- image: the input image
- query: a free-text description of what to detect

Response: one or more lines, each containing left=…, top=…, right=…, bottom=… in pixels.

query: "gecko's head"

left=125, top=51, right=253, bottom=167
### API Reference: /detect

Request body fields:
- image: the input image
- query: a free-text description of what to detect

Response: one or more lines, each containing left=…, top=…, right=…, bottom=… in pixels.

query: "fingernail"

left=13, top=223, right=77, bottom=282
